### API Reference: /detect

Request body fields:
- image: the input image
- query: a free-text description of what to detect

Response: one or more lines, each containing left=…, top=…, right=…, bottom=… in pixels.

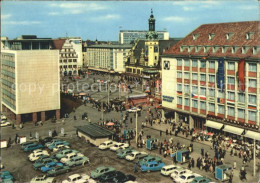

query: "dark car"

left=21, top=141, right=36, bottom=149
left=112, top=172, right=136, bottom=183
left=39, top=137, right=54, bottom=145
left=97, top=170, right=117, bottom=182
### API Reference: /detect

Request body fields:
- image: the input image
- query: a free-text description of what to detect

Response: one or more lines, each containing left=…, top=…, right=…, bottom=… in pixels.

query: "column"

left=32, top=112, right=37, bottom=123
left=16, top=114, right=21, bottom=126
left=161, top=109, right=165, bottom=121
left=56, top=109, right=60, bottom=120
left=175, top=111, right=179, bottom=123
left=41, top=111, right=46, bottom=121
left=189, top=115, right=194, bottom=129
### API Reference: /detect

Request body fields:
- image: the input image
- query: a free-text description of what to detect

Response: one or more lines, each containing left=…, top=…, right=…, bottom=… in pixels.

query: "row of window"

left=59, top=65, right=77, bottom=69
left=59, top=59, right=77, bottom=63
left=177, top=97, right=257, bottom=121
left=177, top=59, right=257, bottom=72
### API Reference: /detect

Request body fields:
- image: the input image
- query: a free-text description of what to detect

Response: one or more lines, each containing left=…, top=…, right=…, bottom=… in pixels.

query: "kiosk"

left=215, top=165, right=232, bottom=181
left=176, top=150, right=190, bottom=164
left=146, top=138, right=158, bottom=150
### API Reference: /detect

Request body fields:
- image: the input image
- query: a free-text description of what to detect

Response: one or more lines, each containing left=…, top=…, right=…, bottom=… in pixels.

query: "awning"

left=223, top=125, right=244, bottom=135
left=205, top=120, right=223, bottom=130
left=244, top=130, right=260, bottom=141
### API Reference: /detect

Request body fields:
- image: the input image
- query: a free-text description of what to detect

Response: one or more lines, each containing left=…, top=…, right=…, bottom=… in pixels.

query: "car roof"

left=181, top=173, right=194, bottom=177
left=68, top=174, right=81, bottom=179
left=163, top=165, right=178, bottom=169
left=146, top=161, right=159, bottom=165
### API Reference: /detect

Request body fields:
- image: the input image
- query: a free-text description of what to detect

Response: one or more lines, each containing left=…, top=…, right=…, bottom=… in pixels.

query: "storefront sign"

left=162, top=95, right=174, bottom=102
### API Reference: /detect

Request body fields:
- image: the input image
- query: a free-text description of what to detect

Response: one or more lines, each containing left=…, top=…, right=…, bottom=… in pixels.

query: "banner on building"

left=238, top=59, right=245, bottom=91
left=217, top=58, right=225, bottom=91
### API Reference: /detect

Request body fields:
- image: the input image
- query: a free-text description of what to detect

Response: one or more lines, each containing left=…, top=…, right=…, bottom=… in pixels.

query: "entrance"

left=193, top=116, right=205, bottom=130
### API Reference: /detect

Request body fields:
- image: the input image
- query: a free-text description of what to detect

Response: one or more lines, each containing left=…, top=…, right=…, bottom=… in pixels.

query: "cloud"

left=172, top=1, right=220, bottom=9
left=1, top=14, right=11, bottom=20
left=183, top=6, right=194, bottom=11
left=48, top=2, right=108, bottom=15
left=162, top=16, right=193, bottom=22
left=90, top=14, right=121, bottom=21
left=238, top=5, right=257, bottom=10
left=2, top=21, right=41, bottom=25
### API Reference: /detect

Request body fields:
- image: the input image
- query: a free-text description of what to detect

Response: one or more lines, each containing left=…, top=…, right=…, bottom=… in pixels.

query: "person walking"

left=134, top=163, right=138, bottom=173
left=160, top=130, right=162, bottom=136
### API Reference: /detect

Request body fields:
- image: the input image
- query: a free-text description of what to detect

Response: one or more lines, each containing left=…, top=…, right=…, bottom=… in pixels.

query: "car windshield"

left=100, top=143, right=105, bottom=146
left=180, top=175, right=186, bottom=180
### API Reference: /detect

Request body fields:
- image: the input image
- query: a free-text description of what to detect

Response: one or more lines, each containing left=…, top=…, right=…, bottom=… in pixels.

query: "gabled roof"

left=52, top=39, right=66, bottom=50
left=163, top=21, right=260, bottom=59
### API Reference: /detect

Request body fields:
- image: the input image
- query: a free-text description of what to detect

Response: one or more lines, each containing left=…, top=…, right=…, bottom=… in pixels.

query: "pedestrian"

left=14, top=134, right=18, bottom=144
left=164, top=150, right=167, bottom=158
left=30, top=132, right=32, bottom=139
left=188, top=161, right=192, bottom=170
left=191, top=158, right=195, bottom=168
left=134, top=163, right=138, bottom=173
left=160, top=130, right=162, bottom=136
left=166, top=129, right=168, bottom=135
left=201, top=148, right=204, bottom=156
left=74, top=115, right=77, bottom=120
left=233, top=161, right=236, bottom=169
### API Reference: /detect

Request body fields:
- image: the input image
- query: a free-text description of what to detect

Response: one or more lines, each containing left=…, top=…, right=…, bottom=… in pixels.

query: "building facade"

left=1, top=50, right=60, bottom=125
left=86, top=44, right=132, bottom=73
left=161, top=21, right=260, bottom=136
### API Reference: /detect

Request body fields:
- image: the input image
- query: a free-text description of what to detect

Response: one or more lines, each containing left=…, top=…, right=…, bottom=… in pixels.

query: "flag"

left=177, top=91, right=182, bottom=95
left=199, top=95, right=206, bottom=100
left=191, top=94, right=198, bottom=98
left=217, top=58, right=225, bottom=91
left=238, top=59, right=245, bottom=91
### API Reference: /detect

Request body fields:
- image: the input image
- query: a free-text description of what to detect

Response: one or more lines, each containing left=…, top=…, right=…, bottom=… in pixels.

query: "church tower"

left=146, top=9, right=158, bottom=40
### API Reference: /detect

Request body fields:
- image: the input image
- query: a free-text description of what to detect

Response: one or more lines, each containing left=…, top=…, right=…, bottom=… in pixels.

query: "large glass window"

left=192, top=86, right=198, bottom=94
left=192, top=73, right=198, bottom=80
left=237, top=109, right=245, bottom=119
left=200, top=60, right=206, bottom=68
left=184, top=59, right=190, bottom=67
left=184, top=98, right=190, bottom=106
left=184, top=72, right=190, bottom=79
left=248, top=79, right=257, bottom=88
left=192, top=60, right=198, bottom=67
left=228, top=107, right=235, bottom=116
left=208, top=88, right=215, bottom=97
left=227, top=62, right=235, bottom=70
left=192, top=100, right=198, bottom=108
left=218, top=105, right=225, bottom=114
left=248, top=111, right=257, bottom=121
left=177, top=97, right=182, bottom=105
left=177, top=72, right=182, bottom=78
left=238, top=93, right=245, bottom=103
left=209, top=61, right=215, bottom=69
left=184, top=85, right=190, bottom=93
left=200, top=87, right=206, bottom=95
left=209, top=103, right=215, bottom=112
left=227, top=77, right=235, bottom=85
left=209, top=75, right=215, bottom=83
left=200, top=74, right=206, bottom=81
left=177, top=59, right=182, bottom=66
left=200, top=101, right=206, bottom=110
left=227, top=91, right=235, bottom=100
left=248, top=63, right=257, bottom=72
left=177, top=84, right=182, bottom=91
left=218, top=90, right=224, bottom=98
left=248, top=95, right=257, bottom=105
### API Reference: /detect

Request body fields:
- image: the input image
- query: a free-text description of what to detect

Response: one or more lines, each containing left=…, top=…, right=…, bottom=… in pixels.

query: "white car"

left=1, top=114, right=7, bottom=120
left=161, top=164, right=181, bottom=176
left=62, top=173, right=90, bottom=183
left=0, top=121, right=11, bottom=127
left=174, top=173, right=201, bottom=183
left=88, top=179, right=97, bottom=183
left=110, top=143, right=129, bottom=151
left=125, top=151, right=147, bottom=161
left=170, top=168, right=192, bottom=180
left=30, top=175, right=55, bottom=183
left=61, top=152, right=84, bottom=163
left=29, top=151, right=49, bottom=161
left=52, top=144, right=70, bottom=152
left=98, top=140, right=116, bottom=150
left=33, top=149, right=48, bottom=154
left=127, top=107, right=141, bottom=113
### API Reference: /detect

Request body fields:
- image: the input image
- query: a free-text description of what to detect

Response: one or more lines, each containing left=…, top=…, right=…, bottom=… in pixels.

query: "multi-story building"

left=86, top=44, right=132, bottom=73
left=53, top=37, right=83, bottom=76
left=1, top=50, right=60, bottom=126
left=161, top=21, right=260, bottom=137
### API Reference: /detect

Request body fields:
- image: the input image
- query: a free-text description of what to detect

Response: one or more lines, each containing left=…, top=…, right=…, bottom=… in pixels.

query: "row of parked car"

left=1, top=114, right=11, bottom=127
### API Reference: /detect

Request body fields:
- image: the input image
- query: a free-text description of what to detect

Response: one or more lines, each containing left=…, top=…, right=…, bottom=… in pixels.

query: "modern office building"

left=1, top=50, right=60, bottom=125
left=86, top=44, right=132, bottom=73
left=161, top=21, right=260, bottom=137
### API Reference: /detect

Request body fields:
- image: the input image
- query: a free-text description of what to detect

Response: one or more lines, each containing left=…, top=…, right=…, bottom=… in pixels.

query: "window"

left=227, top=77, right=235, bottom=85
left=163, top=61, right=170, bottom=70
left=184, top=72, right=190, bottom=79
left=192, top=60, right=198, bottom=67
left=200, top=87, right=206, bottom=95
left=248, top=95, right=257, bottom=105
left=209, top=103, right=215, bottom=112
left=228, top=107, right=235, bottom=116
left=184, top=85, right=190, bottom=93
left=208, top=88, right=215, bottom=97
left=184, top=59, right=190, bottom=67
left=177, top=59, right=182, bottom=66
left=200, top=101, right=206, bottom=110
left=192, top=100, right=198, bottom=108
left=192, top=86, right=198, bottom=94
left=227, top=91, right=235, bottom=101
left=237, top=109, right=245, bottom=119
left=248, top=79, right=257, bottom=88
left=248, top=111, right=257, bottom=121
left=192, top=73, right=198, bottom=80
left=209, top=75, right=215, bottom=83
left=218, top=90, right=224, bottom=98
left=209, top=61, right=215, bottom=69
left=200, top=74, right=206, bottom=81
left=238, top=93, right=245, bottom=103
left=248, top=63, right=257, bottom=72
left=227, top=62, right=235, bottom=70
left=177, top=97, right=182, bottom=105
left=177, top=72, right=182, bottom=78
left=200, top=60, right=206, bottom=68
left=177, top=84, right=182, bottom=92
left=218, top=105, right=224, bottom=114
left=184, top=98, right=190, bottom=106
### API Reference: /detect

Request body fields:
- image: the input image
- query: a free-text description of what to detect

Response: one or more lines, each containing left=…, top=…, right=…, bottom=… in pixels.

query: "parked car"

left=33, top=158, right=58, bottom=170
left=1, top=114, right=7, bottom=120
left=0, top=171, right=14, bottom=182
left=126, top=107, right=141, bottom=113
left=45, top=139, right=62, bottom=147
left=60, top=152, right=84, bottom=163
left=191, top=176, right=214, bottom=183
left=140, top=161, right=165, bottom=172
left=65, top=156, right=89, bottom=167
left=40, top=162, right=63, bottom=173
left=110, top=143, right=129, bottom=151
left=39, top=137, right=54, bottom=145
left=112, top=172, right=136, bottom=183
left=55, top=149, right=79, bottom=159
left=138, top=156, right=161, bottom=166
left=98, top=140, right=116, bottom=150
left=96, top=170, right=117, bottom=182
left=62, top=173, right=90, bottom=183
left=161, top=165, right=181, bottom=176
left=117, top=149, right=135, bottom=159
left=170, top=168, right=192, bottom=180
left=33, top=155, right=50, bottom=163
left=125, top=151, right=147, bottom=161
left=21, top=141, right=37, bottom=149
left=52, top=144, right=70, bottom=152
left=173, top=173, right=201, bottom=183
left=90, top=166, right=115, bottom=179
left=32, top=149, right=49, bottom=154
left=24, top=143, right=44, bottom=152
left=30, top=175, right=55, bottom=183
left=0, top=121, right=11, bottom=127
left=48, top=141, right=70, bottom=150
left=46, top=165, right=70, bottom=177
left=29, top=151, right=50, bottom=161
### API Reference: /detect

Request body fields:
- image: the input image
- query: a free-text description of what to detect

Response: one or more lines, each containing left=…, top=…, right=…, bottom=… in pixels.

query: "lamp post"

left=135, top=110, right=138, bottom=144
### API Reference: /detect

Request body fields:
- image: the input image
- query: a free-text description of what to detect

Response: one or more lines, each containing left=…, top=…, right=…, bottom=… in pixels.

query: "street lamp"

left=135, top=110, right=138, bottom=144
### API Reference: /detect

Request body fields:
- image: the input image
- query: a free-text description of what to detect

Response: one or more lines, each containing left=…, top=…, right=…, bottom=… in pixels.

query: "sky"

left=1, top=0, right=259, bottom=41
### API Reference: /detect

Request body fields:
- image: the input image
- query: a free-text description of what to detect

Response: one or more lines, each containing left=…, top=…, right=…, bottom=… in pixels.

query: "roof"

left=163, top=21, right=260, bottom=59
left=75, top=123, right=115, bottom=139
left=52, top=39, right=66, bottom=50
